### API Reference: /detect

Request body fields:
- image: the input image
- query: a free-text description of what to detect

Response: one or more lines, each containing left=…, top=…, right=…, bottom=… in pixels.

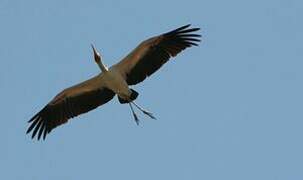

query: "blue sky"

left=1, top=0, right=303, bottom=179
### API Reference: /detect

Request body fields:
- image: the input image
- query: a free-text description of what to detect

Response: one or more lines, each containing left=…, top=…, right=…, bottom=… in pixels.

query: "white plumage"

left=27, top=24, right=201, bottom=140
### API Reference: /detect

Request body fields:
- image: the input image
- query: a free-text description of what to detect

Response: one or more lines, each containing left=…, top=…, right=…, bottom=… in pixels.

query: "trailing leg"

left=129, top=103, right=139, bottom=125
left=131, top=101, right=156, bottom=120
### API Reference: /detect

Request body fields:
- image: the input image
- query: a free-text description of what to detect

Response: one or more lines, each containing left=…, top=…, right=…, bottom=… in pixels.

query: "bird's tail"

left=118, top=89, right=139, bottom=104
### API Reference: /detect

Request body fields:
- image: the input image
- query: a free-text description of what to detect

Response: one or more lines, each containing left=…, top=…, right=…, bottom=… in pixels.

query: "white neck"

left=97, top=60, right=108, bottom=72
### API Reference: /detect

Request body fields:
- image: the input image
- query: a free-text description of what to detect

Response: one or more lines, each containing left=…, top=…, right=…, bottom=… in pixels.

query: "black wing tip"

left=166, top=24, right=191, bottom=35
left=28, top=115, right=38, bottom=123
left=178, top=25, right=201, bottom=46
left=28, top=128, right=48, bottom=141
left=172, top=24, right=200, bottom=33
left=167, top=24, right=201, bottom=42
left=178, top=28, right=201, bottom=35
left=179, top=24, right=191, bottom=30
left=27, top=114, right=49, bottom=141
left=26, top=128, right=31, bottom=134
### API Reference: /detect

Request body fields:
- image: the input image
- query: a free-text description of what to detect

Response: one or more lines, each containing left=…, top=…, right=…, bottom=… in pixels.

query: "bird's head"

left=91, top=44, right=101, bottom=63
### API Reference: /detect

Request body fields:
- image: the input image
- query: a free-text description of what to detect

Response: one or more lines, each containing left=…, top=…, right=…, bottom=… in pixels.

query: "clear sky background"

left=1, top=0, right=302, bottom=179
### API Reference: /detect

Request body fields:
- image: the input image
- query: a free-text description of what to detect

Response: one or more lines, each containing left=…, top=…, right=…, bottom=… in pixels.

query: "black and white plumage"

left=27, top=24, right=201, bottom=140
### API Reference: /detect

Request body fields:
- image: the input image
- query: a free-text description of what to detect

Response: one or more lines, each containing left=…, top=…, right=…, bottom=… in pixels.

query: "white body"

left=100, top=66, right=132, bottom=100
left=27, top=25, right=200, bottom=140
left=93, top=44, right=132, bottom=101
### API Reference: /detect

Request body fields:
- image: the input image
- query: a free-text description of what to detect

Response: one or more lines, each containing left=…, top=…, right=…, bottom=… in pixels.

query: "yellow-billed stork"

left=27, top=24, right=201, bottom=140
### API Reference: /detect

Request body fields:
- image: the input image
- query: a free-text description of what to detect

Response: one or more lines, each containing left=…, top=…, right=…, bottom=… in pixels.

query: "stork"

left=26, top=24, right=201, bottom=140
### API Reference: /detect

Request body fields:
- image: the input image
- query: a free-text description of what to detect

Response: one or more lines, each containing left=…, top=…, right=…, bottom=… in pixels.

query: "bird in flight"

left=26, top=24, right=201, bottom=140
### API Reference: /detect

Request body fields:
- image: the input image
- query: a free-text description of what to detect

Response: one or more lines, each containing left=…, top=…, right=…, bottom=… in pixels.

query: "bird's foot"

left=129, top=103, right=140, bottom=125
left=133, top=112, right=140, bottom=125
left=142, top=110, right=156, bottom=120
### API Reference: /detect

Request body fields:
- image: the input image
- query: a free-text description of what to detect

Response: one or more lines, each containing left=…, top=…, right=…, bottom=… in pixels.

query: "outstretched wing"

left=26, top=75, right=115, bottom=140
left=113, top=24, right=201, bottom=85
